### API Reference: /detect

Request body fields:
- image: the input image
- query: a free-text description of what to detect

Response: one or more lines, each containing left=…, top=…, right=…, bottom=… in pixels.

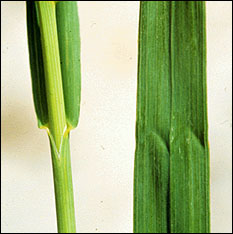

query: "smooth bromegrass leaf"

left=170, top=2, right=210, bottom=233
left=134, top=2, right=171, bottom=233
left=134, top=2, right=210, bottom=233
left=56, top=1, right=81, bottom=129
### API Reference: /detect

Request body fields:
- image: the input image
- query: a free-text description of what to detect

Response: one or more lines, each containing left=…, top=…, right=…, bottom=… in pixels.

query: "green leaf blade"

left=134, top=1, right=210, bottom=233
left=56, top=1, right=81, bottom=129
left=134, top=2, right=171, bottom=233
left=26, top=1, right=48, bottom=128
left=170, top=2, right=210, bottom=233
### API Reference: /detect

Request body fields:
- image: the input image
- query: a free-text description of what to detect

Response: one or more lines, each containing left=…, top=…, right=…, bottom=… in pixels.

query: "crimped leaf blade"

left=134, top=1, right=210, bottom=233
left=170, top=2, right=210, bottom=233
left=56, top=1, right=81, bottom=129
left=134, top=2, right=171, bottom=233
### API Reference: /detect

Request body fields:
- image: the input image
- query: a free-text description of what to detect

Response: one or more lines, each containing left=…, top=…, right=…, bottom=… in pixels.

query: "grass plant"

left=27, top=1, right=81, bottom=232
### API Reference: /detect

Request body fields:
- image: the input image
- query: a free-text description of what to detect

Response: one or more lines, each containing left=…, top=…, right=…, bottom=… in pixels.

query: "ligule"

left=134, top=1, right=210, bottom=233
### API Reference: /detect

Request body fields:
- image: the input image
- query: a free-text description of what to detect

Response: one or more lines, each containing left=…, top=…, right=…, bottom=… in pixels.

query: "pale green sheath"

left=26, top=1, right=81, bottom=233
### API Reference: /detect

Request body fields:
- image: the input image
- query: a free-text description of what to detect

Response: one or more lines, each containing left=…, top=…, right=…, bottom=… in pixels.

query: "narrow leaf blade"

left=26, top=1, right=48, bottom=128
left=56, top=1, right=81, bottom=129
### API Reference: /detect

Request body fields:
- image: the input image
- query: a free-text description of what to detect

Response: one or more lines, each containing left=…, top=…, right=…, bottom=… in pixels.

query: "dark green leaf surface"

left=134, top=2, right=210, bottom=233
left=27, top=2, right=48, bottom=128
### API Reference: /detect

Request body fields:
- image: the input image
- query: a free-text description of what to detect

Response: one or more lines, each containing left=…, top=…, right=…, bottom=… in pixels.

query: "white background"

left=1, top=1, right=232, bottom=233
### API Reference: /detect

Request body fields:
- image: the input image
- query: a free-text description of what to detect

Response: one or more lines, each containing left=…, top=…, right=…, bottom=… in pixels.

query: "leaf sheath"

left=26, top=1, right=81, bottom=233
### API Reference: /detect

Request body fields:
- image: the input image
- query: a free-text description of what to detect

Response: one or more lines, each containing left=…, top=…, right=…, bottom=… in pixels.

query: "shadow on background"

left=1, top=102, right=48, bottom=160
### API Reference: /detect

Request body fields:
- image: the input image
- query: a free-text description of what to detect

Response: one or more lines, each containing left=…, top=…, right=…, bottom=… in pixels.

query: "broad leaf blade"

left=134, top=2, right=210, bottom=233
